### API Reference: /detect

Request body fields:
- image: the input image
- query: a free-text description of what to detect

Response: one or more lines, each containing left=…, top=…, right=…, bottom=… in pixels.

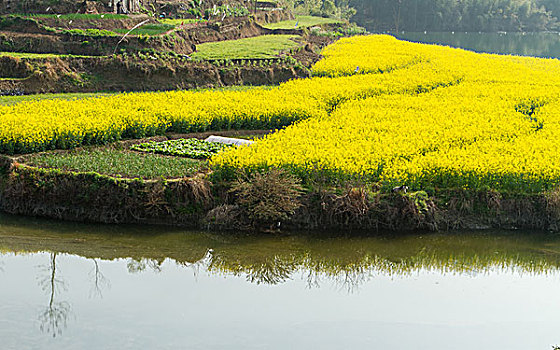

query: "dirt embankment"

left=179, top=16, right=265, bottom=45
left=0, top=0, right=288, bottom=17
left=0, top=30, right=195, bottom=56
left=0, top=0, right=109, bottom=14
left=0, top=15, right=291, bottom=56
left=0, top=55, right=310, bottom=94
left=35, top=15, right=155, bottom=31
left=254, top=10, right=294, bottom=24
left=0, top=14, right=155, bottom=33
left=1, top=154, right=560, bottom=233
left=0, top=56, right=30, bottom=78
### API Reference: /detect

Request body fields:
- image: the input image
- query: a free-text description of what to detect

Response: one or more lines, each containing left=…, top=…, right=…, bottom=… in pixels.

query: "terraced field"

left=5, top=35, right=560, bottom=194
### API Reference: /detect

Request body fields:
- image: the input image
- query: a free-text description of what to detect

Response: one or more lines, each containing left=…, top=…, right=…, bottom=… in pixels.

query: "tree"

left=347, top=0, right=559, bottom=32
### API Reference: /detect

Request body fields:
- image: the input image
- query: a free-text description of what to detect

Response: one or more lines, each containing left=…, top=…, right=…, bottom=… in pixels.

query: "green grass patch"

left=159, top=18, right=207, bottom=25
left=0, top=77, right=28, bottom=81
left=131, top=138, right=234, bottom=159
left=195, top=85, right=270, bottom=93
left=114, top=23, right=175, bottom=36
left=24, top=13, right=128, bottom=20
left=262, top=16, right=342, bottom=30
left=62, top=28, right=118, bottom=36
left=0, top=92, right=115, bottom=106
left=0, top=87, right=266, bottom=106
left=191, top=35, right=300, bottom=60
left=23, top=147, right=207, bottom=179
left=0, top=51, right=92, bottom=58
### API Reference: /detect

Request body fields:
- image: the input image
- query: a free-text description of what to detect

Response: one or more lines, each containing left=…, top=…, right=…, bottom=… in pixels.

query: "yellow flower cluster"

left=213, top=35, right=560, bottom=192
left=0, top=89, right=321, bottom=154
left=0, top=42, right=458, bottom=154
left=312, top=35, right=425, bottom=77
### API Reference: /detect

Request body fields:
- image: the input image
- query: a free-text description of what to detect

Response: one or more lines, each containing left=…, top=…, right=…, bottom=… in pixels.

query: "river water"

left=1, top=212, right=560, bottom=349
left=393, top=31, right=560, bottom=58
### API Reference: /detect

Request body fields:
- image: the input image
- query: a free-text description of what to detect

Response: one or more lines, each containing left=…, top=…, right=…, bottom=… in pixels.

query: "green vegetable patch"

left=131, top=138, right=234, bottom=159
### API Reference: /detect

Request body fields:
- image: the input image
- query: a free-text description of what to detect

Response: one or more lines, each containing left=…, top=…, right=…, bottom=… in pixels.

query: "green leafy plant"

left=63, top=28, right=117, bottom=37
left=131, top=138, right=234, bottom=159
left=22, top=147, right=205, bottom=179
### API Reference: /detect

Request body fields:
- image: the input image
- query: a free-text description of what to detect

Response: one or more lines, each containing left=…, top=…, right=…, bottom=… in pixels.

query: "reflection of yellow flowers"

left=213, top=35, right=560, bottom=192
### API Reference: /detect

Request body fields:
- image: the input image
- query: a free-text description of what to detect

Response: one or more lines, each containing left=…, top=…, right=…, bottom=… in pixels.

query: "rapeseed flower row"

left=0, top=57, right=458, bottom=154
left=0, top=89, right=318, bottom=154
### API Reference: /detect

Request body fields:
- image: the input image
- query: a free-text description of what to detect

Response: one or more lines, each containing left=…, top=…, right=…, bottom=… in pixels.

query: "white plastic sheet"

left=204, top=135, right=254, bottom=146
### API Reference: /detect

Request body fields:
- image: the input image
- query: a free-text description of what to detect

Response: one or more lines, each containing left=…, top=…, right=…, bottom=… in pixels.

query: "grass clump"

left=0, top=52, right=92, bottom=59
left=159, top=18, right=207, bottom=25
left=62, top=28, right=118, bottom=36
left=191, top=35, right=300, bottom=60
left=230, top=168, right=304, bottom=227
left=114, top=23, right=175, bottom=36
left=131, top=139, right=234, bottom=159
left=23, top=147, right=206, bottom=179
left=25, top=13, right=128, bottom=20
left=262, top=16, right=342, bottom=30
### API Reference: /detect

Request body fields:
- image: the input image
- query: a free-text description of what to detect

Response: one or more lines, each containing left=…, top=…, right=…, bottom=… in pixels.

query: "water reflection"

left=6, top=231, right=555, bottom=343
left=393, top=32, right=560, bottom=58
left=37, top=253, right=71, bottom=338
left=34, top=254, right=112, bottom=337
left=89, top=259, right=110, bottom=299
left=1, top=212, right=560, bottom=291
left=208, top=238, right=560, bottom=286
left=2, top=213, right=560, bottom=349
left=126, top=258, right=164, bottom=274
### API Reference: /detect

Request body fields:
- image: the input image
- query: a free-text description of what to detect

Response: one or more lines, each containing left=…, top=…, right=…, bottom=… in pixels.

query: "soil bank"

left=1, top=151, right=559, bottom=233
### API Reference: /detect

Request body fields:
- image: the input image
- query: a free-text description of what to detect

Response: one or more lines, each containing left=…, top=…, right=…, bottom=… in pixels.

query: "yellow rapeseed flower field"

left=212, top=35, right=560, bottom=192
left=4, top=34, right=560, bottom=192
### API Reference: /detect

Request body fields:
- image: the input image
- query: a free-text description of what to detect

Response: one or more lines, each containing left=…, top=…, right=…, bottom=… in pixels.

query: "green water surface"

left=393, top=31, right=560, bottom=58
